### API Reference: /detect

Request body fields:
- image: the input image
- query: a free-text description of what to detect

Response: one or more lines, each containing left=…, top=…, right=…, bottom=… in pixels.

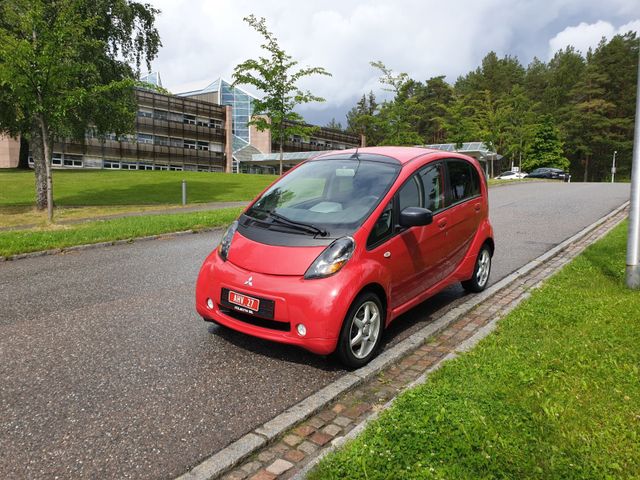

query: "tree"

left=0, top=0, right=160, bottom=221
left=369, top=61, right=422, bottom=146
left=233, top=15, right=330, bottom=175
left=346, top=91, right=378, bottom=144
left=523, top=116, right=569, bottom=172
left=324, top=118, right=343, bottom=131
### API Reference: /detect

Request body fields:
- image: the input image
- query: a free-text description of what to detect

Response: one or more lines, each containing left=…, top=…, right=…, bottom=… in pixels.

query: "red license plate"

left=228, top=291, right=260, bottom=311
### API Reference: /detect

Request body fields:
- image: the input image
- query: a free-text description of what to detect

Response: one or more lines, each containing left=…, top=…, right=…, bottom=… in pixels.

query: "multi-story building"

left=1, top=74, right=360, bottom=173
left=26, top=87, right=230, bottom=172
left=178, top=78, right=361, bottom=174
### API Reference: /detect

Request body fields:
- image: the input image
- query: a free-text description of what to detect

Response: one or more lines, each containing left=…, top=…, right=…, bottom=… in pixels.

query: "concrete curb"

left=176, top=200, right=630, bottom=480
left=0, top=226, right=226, bottom=262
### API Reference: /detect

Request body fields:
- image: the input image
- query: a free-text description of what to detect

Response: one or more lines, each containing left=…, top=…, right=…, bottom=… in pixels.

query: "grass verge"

left=310, top=221, right=640, bottom=479
left=0, top=208, right=241, bottom=257
left=0, top=169, right=276, bottom=206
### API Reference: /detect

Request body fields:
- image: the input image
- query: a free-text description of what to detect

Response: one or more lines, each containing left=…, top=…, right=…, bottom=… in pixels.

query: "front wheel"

left=462, top=245, right=492, bottom=293
left=336, top=292, right=384, bottom=369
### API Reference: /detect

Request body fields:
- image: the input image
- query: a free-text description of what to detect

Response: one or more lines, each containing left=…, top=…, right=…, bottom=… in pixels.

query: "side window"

left=419, top=163, right=445, bottom=212
left=367, top=201, right=393, bottom=248
left=398, top=175, right=423, bottom=211
left=446, top=160, right=478, bottom=205
left=469, top=163, right=481, bottom=196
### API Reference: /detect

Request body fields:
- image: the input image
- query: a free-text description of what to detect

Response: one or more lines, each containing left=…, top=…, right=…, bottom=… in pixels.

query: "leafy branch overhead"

left=232, top=14, right=331, bottom=174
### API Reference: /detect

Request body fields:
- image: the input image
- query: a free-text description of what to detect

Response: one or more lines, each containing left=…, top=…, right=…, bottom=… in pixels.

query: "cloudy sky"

left=145, top=0, right=640, bottom=126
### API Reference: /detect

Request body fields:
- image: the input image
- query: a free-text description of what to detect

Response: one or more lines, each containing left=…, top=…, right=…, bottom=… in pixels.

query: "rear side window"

left=419, top=163, right=445, bottom=212
left=446, top=160, right=480, bottom=205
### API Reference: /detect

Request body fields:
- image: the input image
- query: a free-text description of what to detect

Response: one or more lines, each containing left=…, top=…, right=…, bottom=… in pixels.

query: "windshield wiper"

left=267, top=211, right=328, bottom=237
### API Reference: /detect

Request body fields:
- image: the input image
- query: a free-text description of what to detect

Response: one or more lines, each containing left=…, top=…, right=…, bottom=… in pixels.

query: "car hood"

left=227, top=231, right=326, bottom=276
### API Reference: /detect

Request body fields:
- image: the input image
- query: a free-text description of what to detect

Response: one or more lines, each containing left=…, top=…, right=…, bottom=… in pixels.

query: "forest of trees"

left=343, top=32, right=638, bottom=181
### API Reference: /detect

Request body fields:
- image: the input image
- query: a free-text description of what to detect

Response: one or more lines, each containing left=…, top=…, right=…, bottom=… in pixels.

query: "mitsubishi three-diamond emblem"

left=244, top=276, right=253, bottom=287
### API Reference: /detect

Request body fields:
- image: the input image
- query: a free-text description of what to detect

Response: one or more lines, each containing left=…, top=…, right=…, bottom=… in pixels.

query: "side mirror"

left=399, top=207, right=433, bottom=228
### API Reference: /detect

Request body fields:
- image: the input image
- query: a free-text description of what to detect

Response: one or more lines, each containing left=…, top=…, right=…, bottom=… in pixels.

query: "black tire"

left=461, top=244, right=492, bottom=293
left=336, top=292, right=385, bottom=369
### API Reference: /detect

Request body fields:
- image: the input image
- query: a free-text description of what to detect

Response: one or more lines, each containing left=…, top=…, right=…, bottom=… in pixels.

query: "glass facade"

left=218, top=79, right=252, bottom=150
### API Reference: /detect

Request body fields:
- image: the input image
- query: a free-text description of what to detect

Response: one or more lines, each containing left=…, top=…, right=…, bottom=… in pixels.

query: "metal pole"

left=626, top=48, right=640, bottom=289
left=182, top=179, right=187, bottom=206
left=611, top=150, right=617, bottom=183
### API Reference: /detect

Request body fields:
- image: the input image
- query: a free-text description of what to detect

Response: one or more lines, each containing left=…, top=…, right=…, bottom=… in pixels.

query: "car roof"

left=313, top=146, right=470, bottom=166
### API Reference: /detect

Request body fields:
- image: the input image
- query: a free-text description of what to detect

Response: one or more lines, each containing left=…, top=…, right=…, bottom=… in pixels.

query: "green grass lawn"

left=310, top=221, right=640, bottom=479
left=0, top=208, right=241, bottom=257
left=0, top=169, right=277, bottom=206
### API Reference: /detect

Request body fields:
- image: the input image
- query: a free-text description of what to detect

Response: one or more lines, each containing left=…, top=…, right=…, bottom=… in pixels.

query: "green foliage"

left=523, top=116, right=569, bottom=171
left=0, top=0, right=161, bottom=214
left=342, top=34, right=637, bottom=181
left=232, top=15, right=330, bottom=173
left=310, top=221, right=640, bottom=479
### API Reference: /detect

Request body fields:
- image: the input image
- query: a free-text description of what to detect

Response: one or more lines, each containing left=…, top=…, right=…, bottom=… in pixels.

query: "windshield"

left=246, top=158, right=400, bottom=237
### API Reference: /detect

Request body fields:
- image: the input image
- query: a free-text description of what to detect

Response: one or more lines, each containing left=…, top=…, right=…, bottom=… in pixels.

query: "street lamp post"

left=626, top=47, right=640, bottom=289
left=611, top=150, right=617, bottom=183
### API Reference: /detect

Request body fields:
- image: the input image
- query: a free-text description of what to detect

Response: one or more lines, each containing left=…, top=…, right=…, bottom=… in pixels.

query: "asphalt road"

left=0, top=182, right=630, bottom=479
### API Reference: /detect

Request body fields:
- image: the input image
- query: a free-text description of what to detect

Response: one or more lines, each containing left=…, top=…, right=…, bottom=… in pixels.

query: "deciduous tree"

left=233, top=15, right=331, bottom=175
left=0, top=0, right=160, bottom=221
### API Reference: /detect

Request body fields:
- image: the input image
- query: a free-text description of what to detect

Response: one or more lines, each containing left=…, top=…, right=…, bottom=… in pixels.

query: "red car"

left=196, top=147, right=494, bottom=367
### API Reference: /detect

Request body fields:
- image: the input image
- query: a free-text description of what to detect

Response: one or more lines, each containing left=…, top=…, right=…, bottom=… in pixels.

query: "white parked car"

left=495, top=170, right=527, bottom=180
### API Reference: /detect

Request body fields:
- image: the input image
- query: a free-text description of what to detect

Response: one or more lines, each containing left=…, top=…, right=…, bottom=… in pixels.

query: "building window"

left=209, top=119, right=223, bottom=129
left=183, top=114, right=196, bottom=125
left=121, top=162, right=138, bottom=170
left=183, top=139, right=197, bottom=150
left=169, top=165, right=183, bottom=171
left=138, top=163, right=154, bottom=170
left=210, top=143, right=223, bottom=153
left=63, top=154, right=83, bottom=167
left=153, top=109, right=168, bottom=121
left=104, top=161, right=120, bottom=169
left=154, top=136, right=169, bottom=146
left=197, top=141, right=209, bottom=151
left=170, top=137, right=183, bottom=147
left=52, top=153, right=63, bottom=166
left=137, top=133, right=153, bottom=144
left=138, top=108, right=153, bottom=118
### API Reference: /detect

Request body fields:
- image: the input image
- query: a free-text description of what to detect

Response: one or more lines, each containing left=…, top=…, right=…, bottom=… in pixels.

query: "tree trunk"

left=18, top=137, right=30, bottom=169
left=30, top=120, right=47, bottom=210
left=583, top=156, right=589, bottom=183
left=279, top=122, right=284, bottom=176
left=37, top=115, right=54, bottom=222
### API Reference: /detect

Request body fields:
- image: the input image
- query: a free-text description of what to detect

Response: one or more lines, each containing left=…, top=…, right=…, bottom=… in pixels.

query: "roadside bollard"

left=182, top=179, right=187, bottom=205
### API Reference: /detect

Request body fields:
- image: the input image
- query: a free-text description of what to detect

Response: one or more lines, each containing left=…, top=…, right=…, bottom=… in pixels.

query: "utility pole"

left=611, top=150, right=617, bottom=183
left=626, top=47, right=640, bottom=289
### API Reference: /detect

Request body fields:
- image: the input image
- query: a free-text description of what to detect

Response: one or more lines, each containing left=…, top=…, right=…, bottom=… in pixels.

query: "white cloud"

left=145, top=0, right=640, bottom=124
left=548, top=19, right=640, bottom=58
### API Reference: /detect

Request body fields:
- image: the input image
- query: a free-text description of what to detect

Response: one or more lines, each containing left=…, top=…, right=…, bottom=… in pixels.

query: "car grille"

left=218, top=305, right=291, bottom=332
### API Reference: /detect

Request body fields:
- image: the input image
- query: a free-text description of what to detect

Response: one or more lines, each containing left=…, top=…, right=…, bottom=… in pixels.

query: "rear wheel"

left=462, top=244, right=492, bottom=293
left=336, top=292, right=384, bottom=368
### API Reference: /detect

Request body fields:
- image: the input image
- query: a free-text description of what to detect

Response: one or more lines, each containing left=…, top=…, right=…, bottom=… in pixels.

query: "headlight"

left=304, top=237, right=355, bottom=279
left=217, top=220, right=238, bottom=261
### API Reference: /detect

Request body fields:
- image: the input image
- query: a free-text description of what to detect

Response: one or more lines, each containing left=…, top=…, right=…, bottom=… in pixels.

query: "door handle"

left=437, top=218, right=447, bottom=229
left=474, top=203, right=481, bottom=212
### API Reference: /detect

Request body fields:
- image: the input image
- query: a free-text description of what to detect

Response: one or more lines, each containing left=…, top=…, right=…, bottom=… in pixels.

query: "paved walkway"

left=0, top=201, right=249, bottom=232
left=189, top=205, right=629, bottom=480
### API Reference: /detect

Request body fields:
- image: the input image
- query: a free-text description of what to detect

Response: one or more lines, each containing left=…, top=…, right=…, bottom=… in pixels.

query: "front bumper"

left=195, top=252, right=350, bottom=355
